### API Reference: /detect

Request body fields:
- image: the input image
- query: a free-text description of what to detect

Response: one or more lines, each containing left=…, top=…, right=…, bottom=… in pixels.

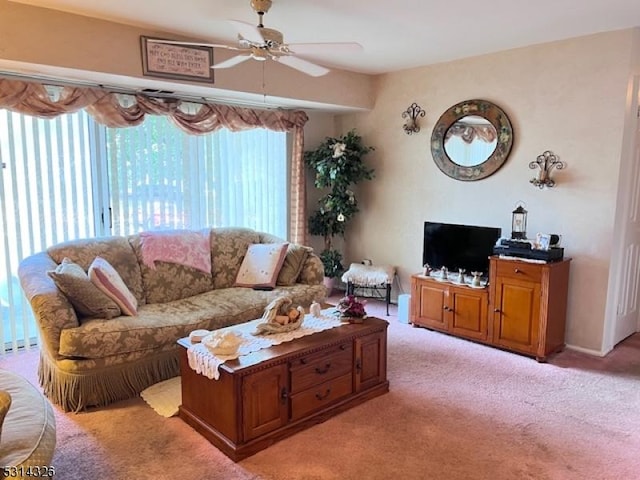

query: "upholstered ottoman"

left=341, top=263, right=396, bottom=315
left=0, top=370, right=56, bottom=479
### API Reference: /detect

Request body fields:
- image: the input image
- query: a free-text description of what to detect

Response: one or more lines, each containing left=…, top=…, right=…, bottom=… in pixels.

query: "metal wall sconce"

left=529, top=150, right=565, bottom=188
left=402, top=103, right=425, bottom=135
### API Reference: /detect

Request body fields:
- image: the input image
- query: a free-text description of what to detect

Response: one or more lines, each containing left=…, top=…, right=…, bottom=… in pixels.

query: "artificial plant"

left=304, top=129, right=375, bottom=278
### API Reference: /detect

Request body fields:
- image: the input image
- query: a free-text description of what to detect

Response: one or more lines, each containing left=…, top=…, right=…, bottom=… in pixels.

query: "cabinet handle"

left=339, top=344, right=347, bottom=350
left=514, top=268, right=521, bottom=273
left=315, top=388, right=331, bottom=401
left=315, top=363, right=331, bottom=374
left=280, top=387, right=289, bottom=404
left=443, top=305, right=448, bottom=311
left=494, top=308, right=501, bottom=313
left=355, top=358, right=362, bottom=373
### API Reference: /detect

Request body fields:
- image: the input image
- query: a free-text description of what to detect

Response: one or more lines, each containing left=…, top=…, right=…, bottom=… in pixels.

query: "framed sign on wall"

left=140, top=36, right=215, bottom=83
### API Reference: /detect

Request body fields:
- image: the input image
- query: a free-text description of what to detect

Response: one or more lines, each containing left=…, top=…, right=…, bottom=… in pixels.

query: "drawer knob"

left=339, top=344, right=347, bottom=350
left=315, top=388, right=331, bottom=401
left=494, top=308, right=501, bottom=313
left=315, top=363, right=331, bottom=374
left=514, top=268, right=521, bottom=273
left=280, top=387, right=289, bottom=404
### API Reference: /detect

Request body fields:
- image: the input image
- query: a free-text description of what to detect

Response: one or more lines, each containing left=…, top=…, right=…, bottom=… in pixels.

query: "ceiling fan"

left=148, top=0, right=362, bottom=77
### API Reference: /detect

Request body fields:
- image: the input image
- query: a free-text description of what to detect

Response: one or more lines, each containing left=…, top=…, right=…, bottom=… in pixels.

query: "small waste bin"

left=398, top=294, right=410, bottom=323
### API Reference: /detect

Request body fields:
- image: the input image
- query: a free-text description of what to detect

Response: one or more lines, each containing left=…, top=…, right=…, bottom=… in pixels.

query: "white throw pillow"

left=235, top=243, right=289, bottom=289
left=89, top=256, right=138, bottom=316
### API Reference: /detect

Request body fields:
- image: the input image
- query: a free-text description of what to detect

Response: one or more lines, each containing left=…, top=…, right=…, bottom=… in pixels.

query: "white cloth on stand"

left=341, top=263, right=396, bottom=286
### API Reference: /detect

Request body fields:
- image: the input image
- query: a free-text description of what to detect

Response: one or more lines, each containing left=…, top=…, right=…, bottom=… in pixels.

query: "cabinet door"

left=242, top=363, right=289, bottom=441
left=354, top=331, right=387, bottom=393
left=492, top=277, right=540, bottom=354
left=412, top=280, right=448, bottom=330
left=449, top=287, right=488, bottom=341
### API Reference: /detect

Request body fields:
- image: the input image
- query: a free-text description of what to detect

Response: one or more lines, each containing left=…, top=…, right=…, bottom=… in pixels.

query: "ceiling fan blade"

left=211, top=54, right=253, bottom=69
left=286, top=42, right=363, bottom=55
left=228, top=20, right=265, bottom=44
left=145, top=38, right=240, bottom=51
left=276, top=56, right=330, bottom=77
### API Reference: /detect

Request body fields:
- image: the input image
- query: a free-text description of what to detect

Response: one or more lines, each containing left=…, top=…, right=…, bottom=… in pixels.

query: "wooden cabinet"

left=178, top=318, right=389, bottom=461
left=412, top=280, right=449, bottom=330
left=489, top=256, right=571, bottom=361
left=355, top=331, right=387, bottom=392
left=411, top=277, right=488, bottom=341
left=242, top=363, right=288, bottom=441
left=449, top=287, right=489, bottom=341
left=410, top=256, right=571, bottom=361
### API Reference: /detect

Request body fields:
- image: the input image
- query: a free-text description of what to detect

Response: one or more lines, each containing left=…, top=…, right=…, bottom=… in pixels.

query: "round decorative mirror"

left=431, top=99, right=513, bottom=181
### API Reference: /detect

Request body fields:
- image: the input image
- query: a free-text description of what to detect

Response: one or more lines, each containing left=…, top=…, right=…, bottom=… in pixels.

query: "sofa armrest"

left=298, top=253, right=325, bottom=285
left=18, top=252, right=79, bottom=359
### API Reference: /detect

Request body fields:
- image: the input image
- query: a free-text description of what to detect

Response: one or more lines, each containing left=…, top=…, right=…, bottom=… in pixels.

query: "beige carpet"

left=2, top=297, right=640, bottom=480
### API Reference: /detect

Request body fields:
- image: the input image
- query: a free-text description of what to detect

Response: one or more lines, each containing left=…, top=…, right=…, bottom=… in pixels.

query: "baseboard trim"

left=564, top=343, right=608, bottom=357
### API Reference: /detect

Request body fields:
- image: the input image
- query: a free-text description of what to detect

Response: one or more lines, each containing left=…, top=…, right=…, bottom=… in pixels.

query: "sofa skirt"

left=38, top=349, right=180, bottom=413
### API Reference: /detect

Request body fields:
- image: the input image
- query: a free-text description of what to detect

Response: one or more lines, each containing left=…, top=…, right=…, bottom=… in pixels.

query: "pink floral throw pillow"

left=89, top=256, right=138, bottom=316
left=140, top=229, right=212, bottom=273
left=235, top=243, right=289, bottom=289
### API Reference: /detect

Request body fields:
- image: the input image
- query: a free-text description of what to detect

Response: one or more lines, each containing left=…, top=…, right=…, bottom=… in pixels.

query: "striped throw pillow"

left=89, top=256, right=138, bottom=316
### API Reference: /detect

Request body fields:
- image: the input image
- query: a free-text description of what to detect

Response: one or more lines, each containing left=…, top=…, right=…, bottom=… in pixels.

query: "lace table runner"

left=187, top=311, right=343, bottom=380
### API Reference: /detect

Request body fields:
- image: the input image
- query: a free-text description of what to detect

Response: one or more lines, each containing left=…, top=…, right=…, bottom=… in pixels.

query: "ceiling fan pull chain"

left=262, top=61, right=267, bottom=104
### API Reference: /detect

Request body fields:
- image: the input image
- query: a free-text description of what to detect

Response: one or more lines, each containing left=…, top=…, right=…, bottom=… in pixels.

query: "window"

left=0, top=109, right=287, bottom=351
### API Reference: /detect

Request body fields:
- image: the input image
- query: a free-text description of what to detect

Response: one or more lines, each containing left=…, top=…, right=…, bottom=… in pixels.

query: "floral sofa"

left=18, top=227, right=326, bottom=412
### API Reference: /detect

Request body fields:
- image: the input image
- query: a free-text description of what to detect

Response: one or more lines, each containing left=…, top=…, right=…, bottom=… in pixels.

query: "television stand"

left=410, top=256, right=571, bottom=361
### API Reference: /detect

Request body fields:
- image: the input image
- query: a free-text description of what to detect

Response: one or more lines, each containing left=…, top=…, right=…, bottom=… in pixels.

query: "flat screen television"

left=422, top=222, right=502, bottom=275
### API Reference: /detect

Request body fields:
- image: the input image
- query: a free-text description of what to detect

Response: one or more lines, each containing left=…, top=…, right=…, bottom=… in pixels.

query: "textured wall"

left=333, top=29, right=638, bottom=352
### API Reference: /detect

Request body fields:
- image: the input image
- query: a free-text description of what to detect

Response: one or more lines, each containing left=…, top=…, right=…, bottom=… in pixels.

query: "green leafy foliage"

left=304, top=129, right=375, bottom=278
left=319, top=249, right=344, bottom=279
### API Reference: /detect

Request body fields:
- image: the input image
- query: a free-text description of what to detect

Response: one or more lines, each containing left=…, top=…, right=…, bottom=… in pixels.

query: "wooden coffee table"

left=177, top=317, right=389, bottom=461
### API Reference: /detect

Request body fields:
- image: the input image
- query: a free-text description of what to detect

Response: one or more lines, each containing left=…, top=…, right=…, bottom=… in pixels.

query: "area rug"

left=140, top=376, right=181, bottom=417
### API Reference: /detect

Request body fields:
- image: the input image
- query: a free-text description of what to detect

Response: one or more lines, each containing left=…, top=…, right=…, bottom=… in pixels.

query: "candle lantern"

left=511, top=204, right=528, bottom=240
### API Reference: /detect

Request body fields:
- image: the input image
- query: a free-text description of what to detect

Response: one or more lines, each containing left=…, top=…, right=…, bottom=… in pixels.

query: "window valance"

left=0, top=77, right=308, bottom=244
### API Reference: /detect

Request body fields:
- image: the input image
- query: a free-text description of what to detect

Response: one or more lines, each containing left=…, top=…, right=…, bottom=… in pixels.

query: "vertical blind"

left=0, top=110, right=96, bottom=353
left=0, top=109, right=287, bottom=352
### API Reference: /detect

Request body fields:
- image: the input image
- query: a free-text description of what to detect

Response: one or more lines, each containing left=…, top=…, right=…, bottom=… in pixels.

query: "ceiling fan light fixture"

left=251, top=0, right=273, bottom=15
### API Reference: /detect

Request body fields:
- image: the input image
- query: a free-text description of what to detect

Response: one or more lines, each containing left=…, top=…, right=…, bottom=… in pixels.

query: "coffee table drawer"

left=290, top=373, right=353, bottom=421
left=290, top=343, right=353, bottom=394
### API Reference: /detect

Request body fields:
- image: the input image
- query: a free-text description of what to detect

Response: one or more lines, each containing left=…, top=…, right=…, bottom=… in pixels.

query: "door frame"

left=603, top=74, right=640, bottom=353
